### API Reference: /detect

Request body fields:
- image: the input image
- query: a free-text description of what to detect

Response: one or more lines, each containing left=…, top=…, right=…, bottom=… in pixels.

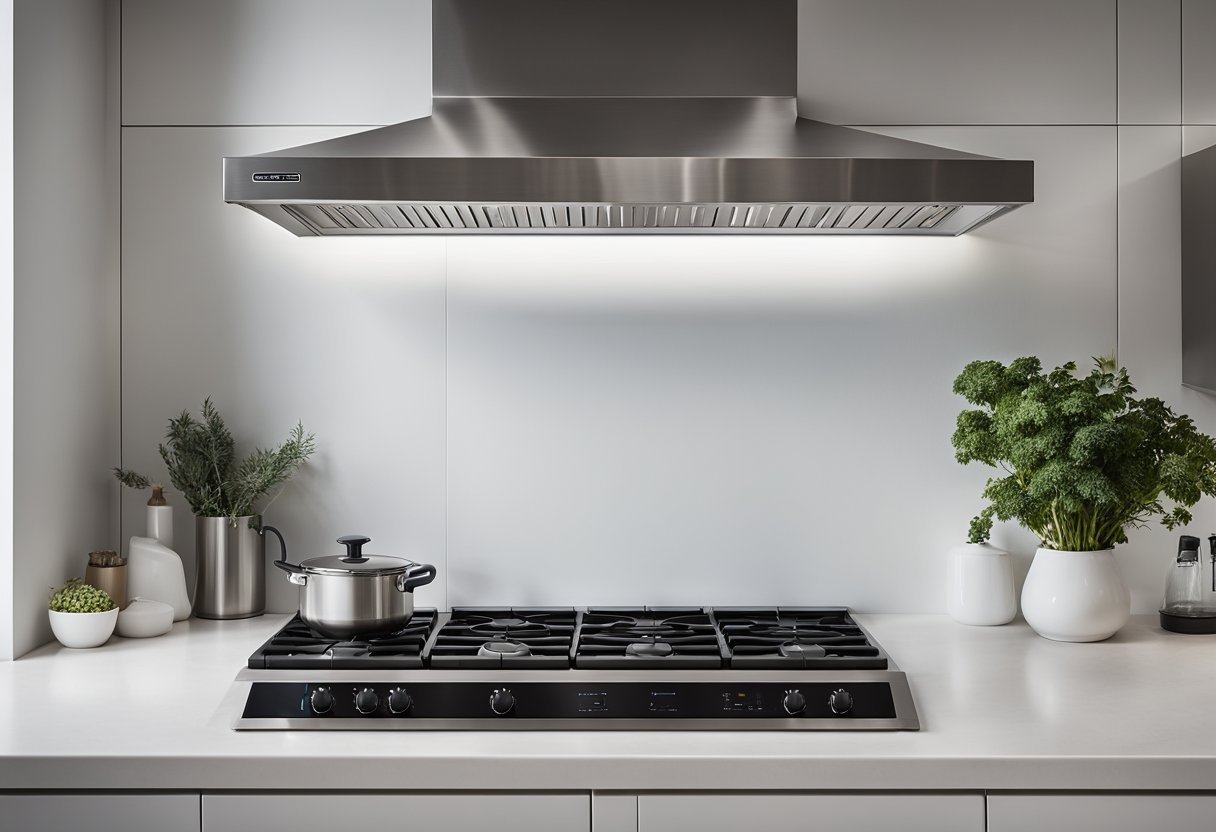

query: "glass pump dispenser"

left=1160, top=535, right=1216, bottom=634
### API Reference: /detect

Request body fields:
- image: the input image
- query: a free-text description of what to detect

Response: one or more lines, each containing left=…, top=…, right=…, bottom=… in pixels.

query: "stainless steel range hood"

left=223, top=1, right=1033, bottom=237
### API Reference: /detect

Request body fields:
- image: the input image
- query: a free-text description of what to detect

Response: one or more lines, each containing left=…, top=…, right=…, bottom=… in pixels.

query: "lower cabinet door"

left=0, top=794, right=199, bottom=832
left=637, top=794, right=984, bottom=832
left=202, top=793, right=589, bottom=832
left=988, top=795, right=1216, bottom=832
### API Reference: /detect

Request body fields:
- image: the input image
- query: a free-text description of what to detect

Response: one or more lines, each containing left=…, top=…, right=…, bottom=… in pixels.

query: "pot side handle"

left=264, top=525, right=306, bottom=586
left=397, top=562, right=437, bottom=593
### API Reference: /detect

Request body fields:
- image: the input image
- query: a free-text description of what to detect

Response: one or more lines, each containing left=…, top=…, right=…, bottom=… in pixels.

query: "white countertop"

left=2, top=613, right=1213, bottom=791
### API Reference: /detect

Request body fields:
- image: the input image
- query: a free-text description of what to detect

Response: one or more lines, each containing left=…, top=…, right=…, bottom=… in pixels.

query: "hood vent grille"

left=279, top=202, right=1009, bottom=236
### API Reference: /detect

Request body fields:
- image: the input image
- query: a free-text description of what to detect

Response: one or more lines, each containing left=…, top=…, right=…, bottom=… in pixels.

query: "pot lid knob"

left=337, top=535, right=371, bottom=563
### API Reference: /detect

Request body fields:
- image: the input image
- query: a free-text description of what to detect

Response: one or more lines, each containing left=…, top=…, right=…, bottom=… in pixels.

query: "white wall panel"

left=121, top=127, right=447, bottom=614
left=797, top=0, right=1116, bottom=125
left=1119, top=0, right=1182, bottom=124
left=0, top=0, right=13, bottom=660
left=445, top=128, right=1116, bottom=611
left=13, top=0, right=117, bottom=657
left=122, top=0, right=431, bottom=126
left=1184, top=0, right=1216, bottom=124
left=1114, top=126, right=1204, bottom=611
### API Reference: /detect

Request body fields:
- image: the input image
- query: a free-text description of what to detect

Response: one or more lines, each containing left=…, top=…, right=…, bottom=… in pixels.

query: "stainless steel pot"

left=272, top=534, right=437, bottom=638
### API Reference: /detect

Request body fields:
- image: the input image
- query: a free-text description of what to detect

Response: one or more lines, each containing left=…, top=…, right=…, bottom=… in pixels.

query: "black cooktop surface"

left=246, top=607, right=888, bottom=671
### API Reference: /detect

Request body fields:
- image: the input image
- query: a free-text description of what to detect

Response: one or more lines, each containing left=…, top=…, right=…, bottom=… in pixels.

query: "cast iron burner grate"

left=575, top=607, right=725, bottom=668
left=246, top=611, right=438, bottom=669
left=427, top=607, right=578, bottom=669
left=713, top=607, right=887, bottom=669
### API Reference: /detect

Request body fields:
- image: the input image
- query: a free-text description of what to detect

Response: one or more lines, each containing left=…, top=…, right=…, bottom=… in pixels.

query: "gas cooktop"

left=233, top=607, right=919, bottom=730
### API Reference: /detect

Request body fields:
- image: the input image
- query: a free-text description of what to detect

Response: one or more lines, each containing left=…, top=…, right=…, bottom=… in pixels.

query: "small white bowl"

left=116, top=598, right=174, bottom=638
left=48, top=608, right=119, bottom=649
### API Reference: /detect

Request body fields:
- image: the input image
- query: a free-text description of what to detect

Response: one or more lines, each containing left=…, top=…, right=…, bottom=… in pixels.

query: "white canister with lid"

left=947, top=542, right=1017, bottom=626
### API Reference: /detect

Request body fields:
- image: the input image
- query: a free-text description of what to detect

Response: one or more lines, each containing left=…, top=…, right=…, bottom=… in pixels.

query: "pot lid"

left=298, top=535, right=415, bottom=577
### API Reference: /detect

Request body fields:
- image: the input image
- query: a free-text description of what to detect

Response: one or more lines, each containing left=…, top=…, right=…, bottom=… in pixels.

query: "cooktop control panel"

left=241, top=680, right=897, bottom=726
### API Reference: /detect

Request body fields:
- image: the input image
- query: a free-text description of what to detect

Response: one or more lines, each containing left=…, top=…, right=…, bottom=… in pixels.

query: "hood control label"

left=253, top=172, right=301, bottom=182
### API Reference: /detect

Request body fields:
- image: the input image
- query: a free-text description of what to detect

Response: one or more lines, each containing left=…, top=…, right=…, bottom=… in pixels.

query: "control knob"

left=309, top=686, right=334, bottom=715
left=387, top=687, right=413, bottom=715
left=354, top=687, right=380, bottom=715
left=828, top=688, right=854, bottom=716
left=490, top=688, right=516, bottom=716
left=782, top=689, right=807, bottom=716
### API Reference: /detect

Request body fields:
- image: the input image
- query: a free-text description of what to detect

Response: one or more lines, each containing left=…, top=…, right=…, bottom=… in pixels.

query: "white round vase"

left=1020, top=548, right=1130, bottom=642
left=947, top=543, right=1017, bottom=626
left=48, top=608, right=118, bottom=649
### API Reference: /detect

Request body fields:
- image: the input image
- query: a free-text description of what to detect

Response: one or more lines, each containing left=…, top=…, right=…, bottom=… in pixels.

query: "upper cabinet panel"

left=1184, top=0, right=1216, bottom=124
left=797, top=0, right=1116, bottom=125
left=122, top=0, right=430, bottom=126
left=1119, top=0, right=1181, bottom=124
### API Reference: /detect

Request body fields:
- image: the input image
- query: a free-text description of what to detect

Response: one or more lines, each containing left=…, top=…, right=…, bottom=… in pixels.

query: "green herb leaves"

left=952, top=356, right=1216, bottom=551
left=149, top=398, right=315, bottom=523
left=49, top=579, right=116, bottom=613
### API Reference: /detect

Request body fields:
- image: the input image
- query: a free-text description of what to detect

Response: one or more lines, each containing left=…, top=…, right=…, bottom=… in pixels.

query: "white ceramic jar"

left=1020, top=548, right=1130, bottom=642
left=116, top=597, right=175, bottom=638
left=947, top=543, right=1017, bottom=626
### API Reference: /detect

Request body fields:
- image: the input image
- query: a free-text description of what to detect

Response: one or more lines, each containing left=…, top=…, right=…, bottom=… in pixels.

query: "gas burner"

left=606, top=615, right=700, bottom=632
left=713, top=607, right=887, bottom=669
left=625, top=641, right=674, bottom=657
left=576, top=608, right=723, bottom=668
left=778, top=642, right=828, bottom=658
left=467, top=615, right=551, bottom=639
left=246, top=611, right=438, bottom=669
left=477, top=640, right=532, bottom=657
left=473, top=616, right=528, bottom=630
left=429, top=608, right=577, bottom=668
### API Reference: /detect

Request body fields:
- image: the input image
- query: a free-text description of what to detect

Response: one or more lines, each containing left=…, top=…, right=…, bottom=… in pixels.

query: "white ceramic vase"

left=126, top=536, right=192, bottom=621
left=1020, top=548, right=1130, bottom=642
left=947, top=543, right=1017, bottom=626
left=48, top=608, right=118, bottom=649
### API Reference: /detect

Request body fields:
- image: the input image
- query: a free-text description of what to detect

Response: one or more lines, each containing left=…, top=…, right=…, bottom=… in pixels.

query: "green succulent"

left=952, top=355, right=1216, bottom=551
left=49, top=579, right=116, bottom=613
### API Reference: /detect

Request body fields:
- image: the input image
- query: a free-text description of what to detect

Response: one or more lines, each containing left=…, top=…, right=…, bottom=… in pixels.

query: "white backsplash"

left=57, top=1, right=1216, bottom=645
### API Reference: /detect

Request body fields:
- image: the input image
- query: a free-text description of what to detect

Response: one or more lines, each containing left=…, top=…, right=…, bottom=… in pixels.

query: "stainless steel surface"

left=432, top=0, right=795, bottom=97
left=231, top=668, right=921, bottom=731
left=295, top=571, right=419, bottom=639
left=224, top=98, right=1031, bottom=237
left=1183, top=143, right=1216, bottom=393
left=272, top=536, right=437, bottom=638
left=193, top=516, right=264, bottom=620
left=223, top=3, right=1033, bottom=237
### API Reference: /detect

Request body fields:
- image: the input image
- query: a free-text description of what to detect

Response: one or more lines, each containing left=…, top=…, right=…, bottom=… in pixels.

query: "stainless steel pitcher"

left=193, top=516, right=274, bottom=619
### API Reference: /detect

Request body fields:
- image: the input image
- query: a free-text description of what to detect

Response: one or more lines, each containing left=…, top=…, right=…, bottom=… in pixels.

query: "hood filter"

left=274, top=202, right=1009, bottom=236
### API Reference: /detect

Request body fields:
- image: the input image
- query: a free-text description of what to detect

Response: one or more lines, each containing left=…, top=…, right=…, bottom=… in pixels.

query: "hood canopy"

left=224, top=1, right=1033, bottom=236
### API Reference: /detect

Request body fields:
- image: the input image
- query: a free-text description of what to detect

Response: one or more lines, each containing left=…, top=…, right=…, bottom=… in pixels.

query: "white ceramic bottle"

left=145, top=484, right=174, bottom=548
left=125, top=485, right=191, bottom=621
left=947, top=542, right=1018, bottom=626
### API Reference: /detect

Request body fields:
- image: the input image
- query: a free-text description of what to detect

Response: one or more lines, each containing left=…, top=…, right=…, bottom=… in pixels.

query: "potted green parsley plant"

left=952, top=355, right=1216, bottom=642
